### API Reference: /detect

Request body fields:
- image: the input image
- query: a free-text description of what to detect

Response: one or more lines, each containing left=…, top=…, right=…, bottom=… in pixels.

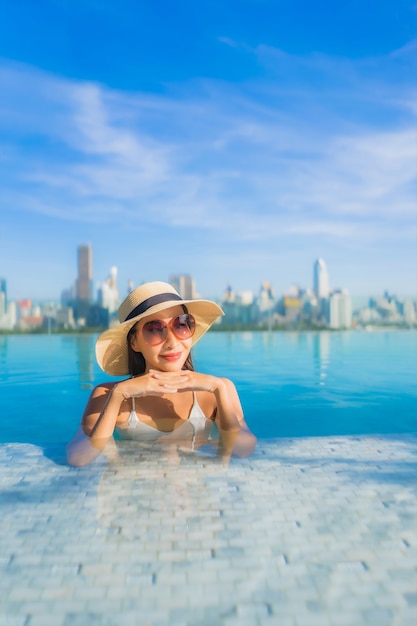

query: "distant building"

left=328, top=289, right=352, bottom=329
left=87, top=304, right=110, bottom=329
left=369, top=295, right=400, bottom=323
left=301, top=290, right=320, bottom=325
left=313, top=258, right=330, bottom=299
left=0, top=291, right=7, bottom=328
left=354, top=306, right=380, bottom=325
left=61, top=286, right=75, bottom=308
left=0, top=278, right=7, bottom=316
left=56, top=306, right=75, bottom=329
left=18, top=299, right=32, bottom=319
left=6, top=301, right=17, bottom=329
left=17, top=315, right=44, bottom=331
left=0, top=279, right=16, bottom=330
left=223, top=285, right=234, bottom=303
left=286, top=284, right=302, bottom=298
left=76, top=243, right=93, bottom=320
left=401, top=299, right=416, bottom=324
left=98, top=266, right=119, bottom=314
left=282, top=296, right=302, bottom=322
left=237, top=291, right=254, bottom=306
left=361, top=293, right=416, bottom=326
left=258, top=281, right=275, bottom=313
left=169, top=274, right=196, bottom=299
left=220, top=285, right=259, bottom=327
left=0, top=290, right=6, bottom=323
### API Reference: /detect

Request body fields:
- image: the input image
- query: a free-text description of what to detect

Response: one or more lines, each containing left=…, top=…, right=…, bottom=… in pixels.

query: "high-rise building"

left=0, top=278, right=6, bottom=319
left=98, top=266, right=119, bottom=314
left=258, top=280, right=275, bottom=312
left=220, top=286, right=258, bottom=327
left=76, top=243, right=93, bottom=319
left=313, top=258, right=330, bottom=299
left=169, top=274, right=196, bottom=299
left=328, top=289, right=352, bottom=328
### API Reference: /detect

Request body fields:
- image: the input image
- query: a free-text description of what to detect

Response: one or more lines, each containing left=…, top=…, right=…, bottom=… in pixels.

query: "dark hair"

left=126, top=314, right=195, bottom=377
left=127, top=327, right=147, bottom=375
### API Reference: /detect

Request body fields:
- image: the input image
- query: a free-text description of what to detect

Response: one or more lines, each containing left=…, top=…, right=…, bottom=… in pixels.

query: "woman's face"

left=130, top=306, right=193, bottom=372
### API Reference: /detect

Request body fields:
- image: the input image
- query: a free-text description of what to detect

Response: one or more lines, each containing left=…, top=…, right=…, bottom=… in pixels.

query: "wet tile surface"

left=1, top=434, right=417, bottom=626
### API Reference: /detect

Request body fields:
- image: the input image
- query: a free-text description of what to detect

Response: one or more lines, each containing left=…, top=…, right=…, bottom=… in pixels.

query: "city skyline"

left=2, top=257, right=415, bottom=332
left=0, top=250, right=413, bottom=317
left=0, top=2, right=416, bottom=300
left=0, top=248, right=414, bottom=307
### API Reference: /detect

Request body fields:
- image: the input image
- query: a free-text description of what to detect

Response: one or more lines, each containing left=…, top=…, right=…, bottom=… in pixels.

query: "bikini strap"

left=131, top=396, right=136, bottom=410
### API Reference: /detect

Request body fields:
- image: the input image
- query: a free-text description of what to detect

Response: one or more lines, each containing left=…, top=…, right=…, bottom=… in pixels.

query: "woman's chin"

left=155, top=360, right=187, bottom=372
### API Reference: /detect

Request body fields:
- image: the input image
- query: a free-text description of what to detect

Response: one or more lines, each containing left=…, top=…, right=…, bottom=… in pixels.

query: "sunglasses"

left=141, top=314, right=196, bottom=346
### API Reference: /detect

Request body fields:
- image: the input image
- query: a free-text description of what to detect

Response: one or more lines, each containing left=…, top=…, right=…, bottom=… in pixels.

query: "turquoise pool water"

left=0, top=329, right=416, bottom=445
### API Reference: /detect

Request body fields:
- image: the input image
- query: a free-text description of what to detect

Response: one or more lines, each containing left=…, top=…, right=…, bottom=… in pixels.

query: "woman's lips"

left=160, top=352, right=182, bottom=361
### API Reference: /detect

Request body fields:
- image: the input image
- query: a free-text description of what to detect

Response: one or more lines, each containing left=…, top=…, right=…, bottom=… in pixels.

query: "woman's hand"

left=123, top=370, right=245, bottom=437
left=148, top=371, right=243, bottom=431
left=114, top=370, right=224, bottom=398
left=148, top=370, right=220, bottom=394
left=114, top=370, right=193, bottom=398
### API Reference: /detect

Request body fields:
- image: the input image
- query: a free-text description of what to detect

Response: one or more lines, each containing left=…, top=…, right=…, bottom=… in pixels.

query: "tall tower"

left=76, top=243, right=93, bottom=319
left=98, top=266, right=119, bottom=314
left=169, top=274, right=196, bottom=299
left=313, top=258, right=330, bottom=299
left=328, top=289, right=352, bottom=328
left=0, top=278, right=6, bottom=319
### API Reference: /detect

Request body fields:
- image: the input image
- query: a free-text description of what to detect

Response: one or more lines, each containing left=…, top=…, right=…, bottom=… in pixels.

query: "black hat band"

left=124, top=293, right=182, bottom=322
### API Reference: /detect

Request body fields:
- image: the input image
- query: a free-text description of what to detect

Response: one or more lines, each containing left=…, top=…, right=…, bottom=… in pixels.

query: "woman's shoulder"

left=219, top=377, right=238, bottom=391
left=90, top=381, right=118, bottom=397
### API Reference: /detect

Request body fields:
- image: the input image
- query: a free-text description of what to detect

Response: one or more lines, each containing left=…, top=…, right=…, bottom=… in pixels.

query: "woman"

left=66, top=281, right=256, bottom=466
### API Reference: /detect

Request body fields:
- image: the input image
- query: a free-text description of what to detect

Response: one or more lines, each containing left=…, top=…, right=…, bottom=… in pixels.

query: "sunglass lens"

left=142, top=314, right=196, bottom=345
left=173, top=314, right=195, bottom=339
left=142, top=320, right=166, bottom=345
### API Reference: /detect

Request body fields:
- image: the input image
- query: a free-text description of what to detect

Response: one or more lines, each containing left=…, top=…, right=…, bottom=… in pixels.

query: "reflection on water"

left=2, top=428, right=415, bottom=624
left=97, top=440, right=227, bottom=540
left=68, top=414, right=256, bottom=468
left=0, top=336, right=7, bottom=382
left=75, top=334, right=96, bottom=390
left=313, top=332, right=330, bottom=387
left=93, top=439, right=273, bottom=616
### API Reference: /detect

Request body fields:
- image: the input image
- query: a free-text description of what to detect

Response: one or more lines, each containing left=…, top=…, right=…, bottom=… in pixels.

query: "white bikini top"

left=115, top=392, right=214, bottom=445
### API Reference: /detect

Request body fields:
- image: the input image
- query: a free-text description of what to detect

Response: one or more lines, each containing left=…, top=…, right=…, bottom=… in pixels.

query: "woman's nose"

left=163, top=327, right=179, bottom=347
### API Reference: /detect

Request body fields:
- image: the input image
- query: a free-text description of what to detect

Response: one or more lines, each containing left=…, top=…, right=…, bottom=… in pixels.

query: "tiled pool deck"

left=1, top=434, right=416, bottom=626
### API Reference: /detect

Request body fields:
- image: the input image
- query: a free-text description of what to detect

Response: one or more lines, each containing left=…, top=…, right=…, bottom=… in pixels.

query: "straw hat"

left=95, top=281, right=224, bottom=376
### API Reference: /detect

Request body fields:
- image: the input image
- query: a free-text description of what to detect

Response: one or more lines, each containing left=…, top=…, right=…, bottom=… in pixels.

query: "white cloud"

left=0, top=47, right=415, bottom=246
left=217, top=36, right=240, bottom=49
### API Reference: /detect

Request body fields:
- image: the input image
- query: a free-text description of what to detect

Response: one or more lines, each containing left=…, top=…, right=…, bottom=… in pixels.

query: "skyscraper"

left=169, top=274, right=196, bottom=299
left=313, top=258, right=330, bottom=299
left=0, top=278, right=6, bottom=320
left=76, top=243, right=93, bottom=319
left=328, top=289, right=352, bottom=328
left=98, top=266, right=119, bottom=313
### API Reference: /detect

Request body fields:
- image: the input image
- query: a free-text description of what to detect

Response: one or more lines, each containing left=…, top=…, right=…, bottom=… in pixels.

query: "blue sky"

left=0, top=0, right=416, bottom=302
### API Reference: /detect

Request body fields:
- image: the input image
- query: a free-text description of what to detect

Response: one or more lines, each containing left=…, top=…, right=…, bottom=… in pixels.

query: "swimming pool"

left=1, top=330, right=417, bottom=626
left=1, top=329, right=416, bottom=445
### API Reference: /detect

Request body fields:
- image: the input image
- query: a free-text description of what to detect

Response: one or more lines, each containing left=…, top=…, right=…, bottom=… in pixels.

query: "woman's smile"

left=160, top=351, right=183, bottom=362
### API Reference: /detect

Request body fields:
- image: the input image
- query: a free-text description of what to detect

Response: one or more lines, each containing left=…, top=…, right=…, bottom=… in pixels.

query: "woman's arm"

left=212, top=377, right=257, bottom=458
left=66, top=371, right=192, bottom=466
left=66, top=383, right=122, bottom=466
